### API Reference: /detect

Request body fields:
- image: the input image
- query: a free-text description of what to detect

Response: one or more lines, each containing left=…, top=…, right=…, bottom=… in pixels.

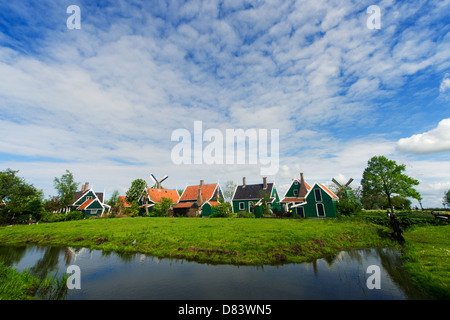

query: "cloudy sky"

left=1, top=0, right=449, bottom=207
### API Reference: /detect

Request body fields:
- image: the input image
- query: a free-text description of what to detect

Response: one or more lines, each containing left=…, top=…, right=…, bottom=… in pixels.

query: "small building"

left=138, top=187, right=180, bottom=215
left=231, top=177, right=281, bottom=217
left=173, top=180, right=223, bottom=217
left=282, top=174, right=339, bottom=218
left=72, top=182, right=110, bottom=217
left=280, top=172, right=312, bottom=216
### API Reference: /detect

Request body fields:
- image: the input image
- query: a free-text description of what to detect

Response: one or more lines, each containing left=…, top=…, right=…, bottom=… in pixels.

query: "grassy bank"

left=0, top=217, right=397, bottom=265
left=402, top=225, right=450, bottom=299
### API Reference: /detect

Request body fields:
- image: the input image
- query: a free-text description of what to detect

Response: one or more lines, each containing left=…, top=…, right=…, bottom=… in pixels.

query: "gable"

left=73, top=190, right=98, bottom=206
left=284, top=179, right=311, bottom=198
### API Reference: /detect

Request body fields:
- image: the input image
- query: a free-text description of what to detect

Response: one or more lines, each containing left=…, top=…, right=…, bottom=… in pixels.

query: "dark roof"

left=73, top=190, right=104, bottom=203
left=232, top=183, right=273, bottom=200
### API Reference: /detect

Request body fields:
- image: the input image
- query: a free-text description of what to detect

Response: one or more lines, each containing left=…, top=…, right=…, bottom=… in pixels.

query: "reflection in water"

left=0, top=245, right=433, bottom=300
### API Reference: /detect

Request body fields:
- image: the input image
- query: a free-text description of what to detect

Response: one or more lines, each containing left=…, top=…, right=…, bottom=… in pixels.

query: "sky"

left=0, top=0, right=449, bottom=208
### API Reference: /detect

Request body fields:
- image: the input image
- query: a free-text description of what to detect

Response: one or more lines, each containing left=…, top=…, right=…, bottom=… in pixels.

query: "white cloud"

left=440, top=74, right=450, bottom=93
left=397, top=119, right=450, bottom=154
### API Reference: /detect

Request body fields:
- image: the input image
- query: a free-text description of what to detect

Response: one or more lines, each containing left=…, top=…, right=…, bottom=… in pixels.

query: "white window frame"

left=293, top=189, right=298, bottom=196
left=316, top=203, right=325, bottom=217
left=314, top=189, right=322, bottom=202
left=239, top=202, right=245, bottom=211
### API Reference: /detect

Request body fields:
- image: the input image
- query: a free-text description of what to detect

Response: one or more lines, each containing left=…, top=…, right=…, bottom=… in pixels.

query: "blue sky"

left=1, top=0, right=449, bottom=207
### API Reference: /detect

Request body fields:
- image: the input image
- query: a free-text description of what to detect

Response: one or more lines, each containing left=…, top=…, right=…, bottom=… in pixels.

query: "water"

left=0, top=245, right=432, bottom=300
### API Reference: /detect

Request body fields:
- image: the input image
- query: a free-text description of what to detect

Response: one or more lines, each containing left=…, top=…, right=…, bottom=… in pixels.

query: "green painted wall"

left=301, top=185, right=337, bottom=218
left=284, top=180, right=301, bottom=198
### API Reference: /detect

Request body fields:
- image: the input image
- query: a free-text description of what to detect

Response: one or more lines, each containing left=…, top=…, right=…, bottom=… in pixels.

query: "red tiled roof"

left=173, top=201, right=196, bottom=209
left=118, top=196, right=131, bottom=208
left=207, top=201, right=220, bottom=207
left=296, top=179, right=312, bottom=190
left=146, top=188, right=180, bottom=203
left=77, top=198, right=95, bottom=210
left=179, top=183, right=218, bottom=202
left=319, top=184, right=339, bottom=199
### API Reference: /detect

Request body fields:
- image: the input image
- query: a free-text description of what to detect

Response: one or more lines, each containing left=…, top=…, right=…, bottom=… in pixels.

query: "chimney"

left=197, top=186, right=203, bottom=206
left=263, top=177, right=267, bottom=189
left=299, top=173, right=308, bottom=198
left=81, top=182, right=89, bottom=192
left=243, top=177, right=246, bottom=187
left=200, top=180, right=204, bottom=187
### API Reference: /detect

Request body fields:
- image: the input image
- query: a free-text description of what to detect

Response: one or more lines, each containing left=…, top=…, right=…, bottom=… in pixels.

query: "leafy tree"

left=151, top=197, right=173, bottom=217
left=361, top=156, right=421, bottom=214
left=444, top=189, right=450, bottom=208
left=337, top=198, right=362, bottom=216
left=0, top=169, right=44, bottom=224
left=107, top=190, right=120, bottom=207
left=53, top=170, right=79, bottom=213
left=259, top=190, right=272, bottom=216
left=210, top=198, right=232, bottom=217
left=44, top=196, right=61, bottom=213
left=125, top=179, right=148, bottom=204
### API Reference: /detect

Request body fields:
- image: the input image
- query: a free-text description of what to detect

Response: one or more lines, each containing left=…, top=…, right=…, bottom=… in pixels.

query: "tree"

left=126, top=179, right=147, bottom=204
left=54, top=170, right=79, bottom=213
left=443, top=189, right=450, bottom=208
left=0, top=169, right=44, bottom=224
left=361, top=156, right=421, bottom=214
left=210, top=198, right=232, bottom=217
left=151, top=197, right=173, bottom=217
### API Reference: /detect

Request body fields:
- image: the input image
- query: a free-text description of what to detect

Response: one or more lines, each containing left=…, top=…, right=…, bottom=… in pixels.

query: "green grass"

left=0, top=217, right=397, bottom=265
left=402, top=225, right=450, bottom=299
left=0, top=261, right=68, bottom=300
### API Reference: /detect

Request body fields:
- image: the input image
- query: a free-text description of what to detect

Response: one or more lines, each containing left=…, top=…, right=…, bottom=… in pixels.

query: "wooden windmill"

left=332, top=177, right=355, bottom=200
left=150, top=174, right=168, bottom=189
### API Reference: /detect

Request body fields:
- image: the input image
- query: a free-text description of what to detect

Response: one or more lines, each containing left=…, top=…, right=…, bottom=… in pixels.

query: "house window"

left=314, top=189, right=322, bottom=202
left=86, top=196, right=92, bottom=200
left=316, top=203, right=325, bottom=217
left=293, top=189, right=298, bottom=196
left=239, top=202, right=245, bottom=211
left=90, top=209, right=99, bottom=215
left=294, top=181, right=298, bottom=185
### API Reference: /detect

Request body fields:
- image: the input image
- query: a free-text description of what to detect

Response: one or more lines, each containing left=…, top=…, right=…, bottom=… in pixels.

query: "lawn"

left=402, top=225, right=450, bottom=299
left=0, top=217, right=397, bottom=265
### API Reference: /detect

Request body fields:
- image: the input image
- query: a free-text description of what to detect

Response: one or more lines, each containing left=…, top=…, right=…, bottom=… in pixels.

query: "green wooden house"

left=291, top=182, right=339, bottom=218
left=71, top=183, right=110, bottom=217
left=231, top=177, right=281, bottom=217
left=172, top=180, right=223, bottom=217
left=280, top=173, right=312, bottom=216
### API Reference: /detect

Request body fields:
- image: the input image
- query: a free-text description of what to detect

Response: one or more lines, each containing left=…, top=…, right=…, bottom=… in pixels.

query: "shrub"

left=236, top=211, right=255, bottom=218
left=337, top=199, right=362, bottom=216
left=66, top=211, right=83, bottom=221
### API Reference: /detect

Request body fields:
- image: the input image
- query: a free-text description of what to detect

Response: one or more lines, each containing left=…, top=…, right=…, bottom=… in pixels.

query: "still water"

left=0, top=245, right=432, bottom=300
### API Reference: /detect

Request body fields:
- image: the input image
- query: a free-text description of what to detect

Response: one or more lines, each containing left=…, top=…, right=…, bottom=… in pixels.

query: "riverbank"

left=0, top=217, right=397, bottom=265
left=402, top=225, right=450, bottom=299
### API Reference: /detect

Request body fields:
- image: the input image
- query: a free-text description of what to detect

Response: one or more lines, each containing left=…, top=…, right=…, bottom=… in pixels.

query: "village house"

left=281, top=173, right=339, bottom=218
left=71, top=182, right=111, bottom=217
left=231, top=177, right=281, bottom=217
left=138, top=186, right=180, bottom=215
left=173, top=180, right=223, bottom=217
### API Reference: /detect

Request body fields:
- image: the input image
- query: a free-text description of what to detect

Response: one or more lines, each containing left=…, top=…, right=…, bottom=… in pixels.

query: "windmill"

left=332, top=177, right=356, bottom=201
left=150, top=174, right=168, bottom=189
